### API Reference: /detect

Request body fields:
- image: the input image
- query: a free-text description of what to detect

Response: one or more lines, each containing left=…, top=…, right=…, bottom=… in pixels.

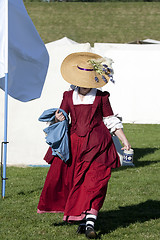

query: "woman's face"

left=79, top=87, right=91, bottom=95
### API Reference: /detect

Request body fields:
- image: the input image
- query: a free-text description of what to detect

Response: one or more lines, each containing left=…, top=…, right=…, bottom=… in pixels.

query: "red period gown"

left=37, top=90, right=120, bottom=221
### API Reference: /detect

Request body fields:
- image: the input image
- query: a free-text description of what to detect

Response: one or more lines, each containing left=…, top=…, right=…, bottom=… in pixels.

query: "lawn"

left=0, top=124, right=160, bottom=240
left=24, top=2, right=160, bottom=45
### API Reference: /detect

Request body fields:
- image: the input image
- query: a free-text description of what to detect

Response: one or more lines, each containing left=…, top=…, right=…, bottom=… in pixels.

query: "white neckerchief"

left=73, top=88, right=97, bottom=105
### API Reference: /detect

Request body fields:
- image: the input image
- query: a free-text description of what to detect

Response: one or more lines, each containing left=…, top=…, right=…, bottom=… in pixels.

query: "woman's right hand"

left=55, top=109, right=65, bottom=122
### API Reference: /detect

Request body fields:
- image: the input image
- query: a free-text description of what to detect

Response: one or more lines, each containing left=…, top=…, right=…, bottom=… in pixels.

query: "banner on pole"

left=0, top=0, right=49, bottom=102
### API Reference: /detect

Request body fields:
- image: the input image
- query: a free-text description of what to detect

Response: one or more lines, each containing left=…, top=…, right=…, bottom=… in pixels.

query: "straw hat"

left=61, top=52, right=114, bottom=88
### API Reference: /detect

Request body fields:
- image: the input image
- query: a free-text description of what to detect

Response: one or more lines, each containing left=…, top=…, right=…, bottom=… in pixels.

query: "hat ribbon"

left=77, top=65, right=94, bottom=71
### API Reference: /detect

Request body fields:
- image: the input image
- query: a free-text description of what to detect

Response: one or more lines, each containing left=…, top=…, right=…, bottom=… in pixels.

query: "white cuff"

left=103, top=115, right=123, bottom=134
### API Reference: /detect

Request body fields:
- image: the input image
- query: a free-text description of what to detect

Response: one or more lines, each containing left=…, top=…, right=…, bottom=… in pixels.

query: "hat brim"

left=61, top=52, right=109, bottom=88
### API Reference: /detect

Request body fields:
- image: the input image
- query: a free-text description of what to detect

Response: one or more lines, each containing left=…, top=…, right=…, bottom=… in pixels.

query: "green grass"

left=24, top=2, right=160, bottom=45
left=0, top=124, right=160, bottom=239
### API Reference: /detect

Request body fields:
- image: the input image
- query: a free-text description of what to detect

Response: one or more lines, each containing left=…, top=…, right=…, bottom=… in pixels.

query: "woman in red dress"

left=37, top=52, right=131, bottom=239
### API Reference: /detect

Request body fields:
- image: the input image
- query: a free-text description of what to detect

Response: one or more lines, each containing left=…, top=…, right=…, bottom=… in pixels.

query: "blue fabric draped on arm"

left=39, top=108, right=69, bottom=163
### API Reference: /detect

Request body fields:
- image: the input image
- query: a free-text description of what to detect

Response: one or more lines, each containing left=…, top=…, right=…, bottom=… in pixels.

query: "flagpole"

left=2, top=0, right=9, bottom=199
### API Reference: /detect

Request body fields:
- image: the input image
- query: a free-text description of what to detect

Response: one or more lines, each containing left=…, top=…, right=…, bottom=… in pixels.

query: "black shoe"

left=77, top=223, right=86, bottom=234
left=85, top=227, right=97, bottom=239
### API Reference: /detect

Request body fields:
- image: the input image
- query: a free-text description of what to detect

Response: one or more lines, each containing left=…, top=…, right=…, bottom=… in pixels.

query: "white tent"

left=0, top=37, right=160, bottom=166
left=93, top=42, right=160, bottom=124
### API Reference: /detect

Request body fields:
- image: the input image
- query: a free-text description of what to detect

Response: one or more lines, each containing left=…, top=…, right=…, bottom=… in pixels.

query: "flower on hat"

left=88, top=57, right=115, bottom=84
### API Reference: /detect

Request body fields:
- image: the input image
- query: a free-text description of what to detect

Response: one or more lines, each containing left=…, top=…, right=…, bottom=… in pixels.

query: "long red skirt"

left=37, top=133, right=112, bottom=222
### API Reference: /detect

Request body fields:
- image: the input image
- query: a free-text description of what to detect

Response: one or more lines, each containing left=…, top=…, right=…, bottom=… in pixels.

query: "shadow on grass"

left=133, top=147, right=159, bottom=167
left=17, top=187, right=43, bottom=196
left=51, top=200, right=160, bottom=239
left=97, top=199, right=160, bottom=237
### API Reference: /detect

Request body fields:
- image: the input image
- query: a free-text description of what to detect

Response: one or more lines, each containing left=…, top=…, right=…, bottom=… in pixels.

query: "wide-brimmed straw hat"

left=61, top=52, right=114, bottom=88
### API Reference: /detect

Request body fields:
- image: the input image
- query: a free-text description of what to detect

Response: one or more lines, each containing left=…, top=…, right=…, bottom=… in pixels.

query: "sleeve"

left=60, top=91, right=70, bottom=115
left=103, top=115, right=123, bottom=134
left=101, top=91, right=114, bottom=117
left=101, top=91, right=123, bottom=133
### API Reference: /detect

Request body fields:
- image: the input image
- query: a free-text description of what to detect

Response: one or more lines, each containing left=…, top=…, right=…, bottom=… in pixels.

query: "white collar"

left=73, top=88, right=97, bottom=105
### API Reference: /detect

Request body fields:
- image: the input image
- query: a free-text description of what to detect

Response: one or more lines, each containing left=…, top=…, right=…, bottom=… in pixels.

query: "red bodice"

left=60, top=89, right=113, bottom=137
left=72, top=104, right=92, bottom=137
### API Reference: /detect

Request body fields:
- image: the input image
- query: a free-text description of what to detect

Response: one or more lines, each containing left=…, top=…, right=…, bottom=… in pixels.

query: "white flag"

left=0, top=0, right=49, bottom=102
